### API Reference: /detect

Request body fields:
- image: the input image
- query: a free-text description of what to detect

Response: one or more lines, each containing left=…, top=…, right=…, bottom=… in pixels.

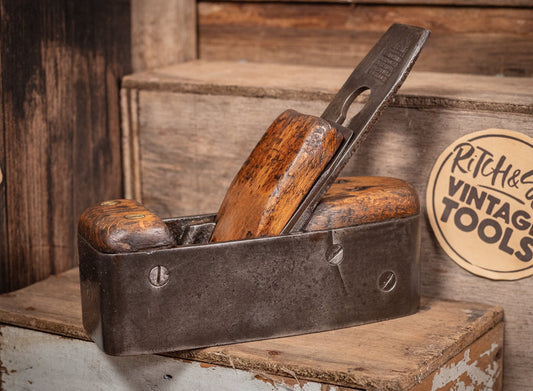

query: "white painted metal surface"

left=0, top=325, right=338, bottom=391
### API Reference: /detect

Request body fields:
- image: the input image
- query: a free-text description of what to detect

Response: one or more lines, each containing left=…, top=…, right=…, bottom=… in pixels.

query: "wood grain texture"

left=178, top=300, right=503, bottom=390
left=0, top=268, right=503, bottom=391
left=211, top=109, right=343, bottom=242
left=0, top=49, right=7, bottom=297
left=0, top=1, right=131, bottom=293
left=122, top=61, right=533, bottom=113
left=222, top=0, right=530, bottom=5
left=198, top=2, right=533, bottom=77
left=78, top=199, right=176, bottom=253
left=410, top=322, right=503, bottom=391
left=121, top=60, right=532, bottom=390
left=0, top=269, right=87, bottom=341
left=121, top=87, right=143, bottom=201
left=131, top=0, right=197, bottom=72
left=305, top=176, right=420, bottom=232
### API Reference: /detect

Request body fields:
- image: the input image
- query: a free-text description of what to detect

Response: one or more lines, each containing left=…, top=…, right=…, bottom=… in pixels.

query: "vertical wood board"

left=131, top=0, right=197, bottom=72
left=0, top=0, right=130, bottom=293
left=0, top=15, right=7, bottom=296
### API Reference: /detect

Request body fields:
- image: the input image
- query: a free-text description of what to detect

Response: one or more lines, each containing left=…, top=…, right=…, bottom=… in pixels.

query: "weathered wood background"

left=0, top=0, right=131, bottom=293
left=121, top=60, right=532, bottom=390
left=198, top=1, right=533, bottom=77
left=1, top=0, right=531, bottom=291
left=131, top=0, right=196, bottom=72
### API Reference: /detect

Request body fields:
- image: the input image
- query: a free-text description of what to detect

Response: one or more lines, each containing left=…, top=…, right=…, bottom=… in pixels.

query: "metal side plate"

left=79, top=214, right=420, bottom=356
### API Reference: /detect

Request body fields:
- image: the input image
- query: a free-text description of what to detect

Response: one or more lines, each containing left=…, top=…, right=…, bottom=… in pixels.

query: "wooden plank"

left=220, top=0, right=532, bottom=5
left=121, top=87, right=143, bottom=201
left=0, top=0, right=130, bottom=293
left=131, top=0, right=197, bottom=72
left=180, top=302, right=502, bottom=390
left=0, top=269, right=503, bottom=390
left=122, top=61, right=533, bottom=112
left=121, top=60, right=532, bottom=389
left=1, top=1, right=50, bottom=293
left=198, top=3, right=533, bottom=77
left=0, top=269, right=87, bottom=341
left=0, top=30, right=7, bottom=296
left=410, top=322, right=503, bottom=391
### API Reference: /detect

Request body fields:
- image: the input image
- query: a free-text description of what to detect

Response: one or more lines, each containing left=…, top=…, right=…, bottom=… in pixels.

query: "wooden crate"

left=121, top=60, right=532, bottom=389
left=0, top=269, right=503, bottom=390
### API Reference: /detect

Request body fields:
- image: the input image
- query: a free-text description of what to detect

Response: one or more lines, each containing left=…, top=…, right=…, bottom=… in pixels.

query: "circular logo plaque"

left=426, top=129, right=533, bottom=280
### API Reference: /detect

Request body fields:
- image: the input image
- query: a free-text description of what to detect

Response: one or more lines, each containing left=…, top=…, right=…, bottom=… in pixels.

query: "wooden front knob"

left=78, top=199, right=176, bottom=253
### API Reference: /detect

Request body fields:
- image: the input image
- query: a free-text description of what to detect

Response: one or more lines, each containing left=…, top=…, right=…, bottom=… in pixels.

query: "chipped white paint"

left=0, top=325, right=338, bottom=391
left=480, top=343, right=499, bottom=359
left=430, top=346, right=501, bottom=391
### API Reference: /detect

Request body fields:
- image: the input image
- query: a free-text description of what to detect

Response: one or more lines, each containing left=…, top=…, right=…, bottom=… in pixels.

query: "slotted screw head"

left=149, top=266, right=170, bottom=287
left=125, top=213, right=145, bottom=220
left=378, top=270, right=397, bottom=292
left=327, top=244, right=344, bottom=266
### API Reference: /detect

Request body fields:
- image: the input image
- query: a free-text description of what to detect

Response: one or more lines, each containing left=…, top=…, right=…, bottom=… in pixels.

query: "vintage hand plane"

left=78, top=24, right=430, bottom=356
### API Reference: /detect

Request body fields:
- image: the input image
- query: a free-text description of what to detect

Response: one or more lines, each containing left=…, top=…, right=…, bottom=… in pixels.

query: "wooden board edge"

left=391, top=94, right=533, bottom=115
left=405, top=299, right=504, bottom=389
left=210, top=0, right=532, bottom=6
left=0, top=313, right=90, bottom=343
left=120, top=87, right=142, bottom=202
left=121, top=62, right=533, bottom=115
left=409, top=321, right=504, bottom=390
left=171, top=301, right=503, bottom=391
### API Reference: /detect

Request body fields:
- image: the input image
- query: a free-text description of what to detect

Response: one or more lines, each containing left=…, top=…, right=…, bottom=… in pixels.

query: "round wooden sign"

left=426, top=129, right=533, bottom=280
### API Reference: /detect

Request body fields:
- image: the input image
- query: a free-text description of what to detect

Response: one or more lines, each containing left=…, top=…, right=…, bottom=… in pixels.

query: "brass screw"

left=149, top=266, right=170, bottom=287
left=125, top=213, right=145, bottom=220
left=100, top=200, right=119, bottom=206
left=327, top=244, right=344, bottom=266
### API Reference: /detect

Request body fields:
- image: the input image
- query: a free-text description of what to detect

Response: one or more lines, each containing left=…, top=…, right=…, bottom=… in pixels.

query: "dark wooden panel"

left=0, top=0, right=131, bottom=293
left=198, top=2, right=533, bottom=77
left=0, top=50, right=6, bottom=292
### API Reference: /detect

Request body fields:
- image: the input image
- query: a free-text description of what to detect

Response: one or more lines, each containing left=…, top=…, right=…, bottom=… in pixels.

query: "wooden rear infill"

left=305, top=176, right=420, bottom=232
